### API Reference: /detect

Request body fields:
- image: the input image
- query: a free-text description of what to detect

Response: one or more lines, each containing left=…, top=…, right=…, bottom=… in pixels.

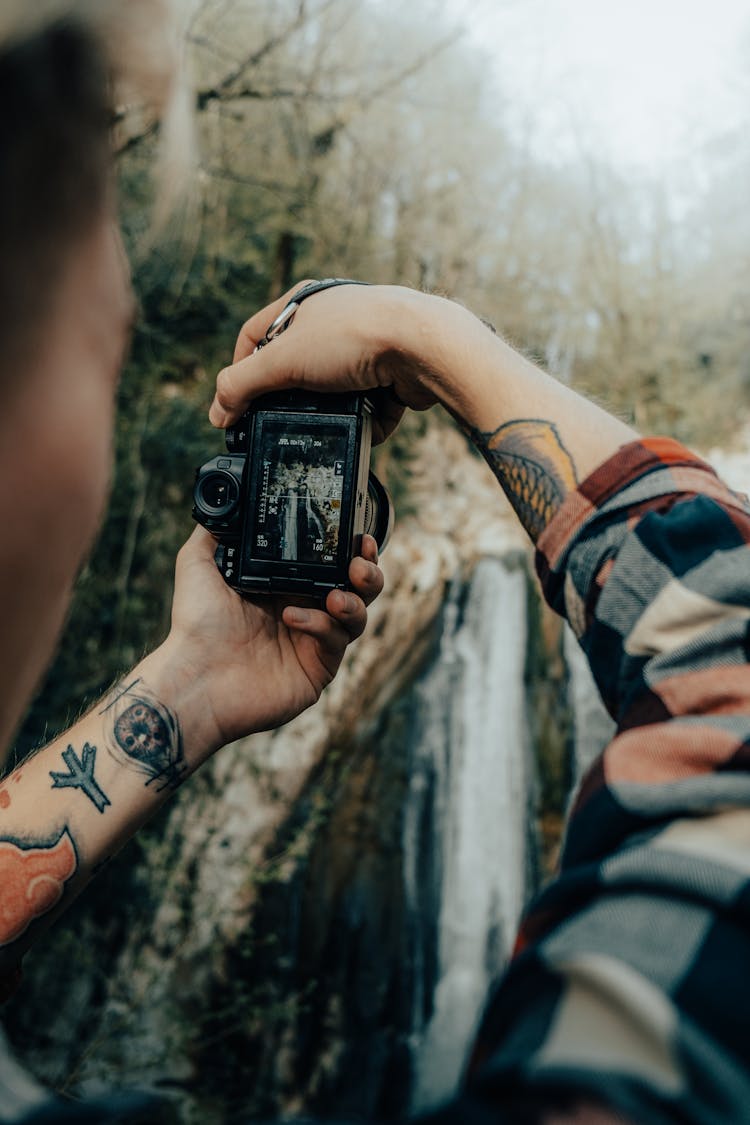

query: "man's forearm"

left=0, top=641, right=218, bottom=975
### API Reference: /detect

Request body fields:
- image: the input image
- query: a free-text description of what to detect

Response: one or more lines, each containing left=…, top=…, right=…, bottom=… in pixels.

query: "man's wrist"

left=128, top=642, right=225, bottom=773
left=383, top=287, right=520, bottom=431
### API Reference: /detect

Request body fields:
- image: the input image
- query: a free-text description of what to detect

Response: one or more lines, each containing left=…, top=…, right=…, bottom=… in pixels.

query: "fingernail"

left=340, top=593, right=357, bottom=613
left=288, top=608, right=310, bottom=625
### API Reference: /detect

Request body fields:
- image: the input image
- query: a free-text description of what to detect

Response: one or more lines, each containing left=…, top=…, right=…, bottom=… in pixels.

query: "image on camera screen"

left=248, top=420, right=350, bottom=565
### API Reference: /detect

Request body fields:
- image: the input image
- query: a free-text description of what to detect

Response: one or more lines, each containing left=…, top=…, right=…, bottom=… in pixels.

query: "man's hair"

left=0, top=0, right=189, bottom=371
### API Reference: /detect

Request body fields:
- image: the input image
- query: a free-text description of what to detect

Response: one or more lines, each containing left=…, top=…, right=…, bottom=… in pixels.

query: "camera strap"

left=256, top=278, right=370, bottom=351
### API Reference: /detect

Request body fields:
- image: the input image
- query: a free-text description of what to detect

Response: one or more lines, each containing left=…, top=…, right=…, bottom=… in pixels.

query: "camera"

left=193, top=391, right=393, bottom=600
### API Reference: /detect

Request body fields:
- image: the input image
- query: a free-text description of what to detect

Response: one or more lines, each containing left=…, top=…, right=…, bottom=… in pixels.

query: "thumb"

left=176, top=525, right=219, bottom=569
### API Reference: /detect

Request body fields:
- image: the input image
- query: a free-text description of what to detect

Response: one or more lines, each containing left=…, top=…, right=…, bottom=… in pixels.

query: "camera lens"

left=195, top=471, right=239, bottom=518
left=364, top=472, right=394, bottom=552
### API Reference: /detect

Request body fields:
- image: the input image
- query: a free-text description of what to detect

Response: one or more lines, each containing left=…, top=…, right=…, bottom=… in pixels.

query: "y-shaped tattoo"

left=100, top=679, right=186, bottom=792
left=49, top=744, right=110, bottom=814
left=468, top=418, right=578, bottom=541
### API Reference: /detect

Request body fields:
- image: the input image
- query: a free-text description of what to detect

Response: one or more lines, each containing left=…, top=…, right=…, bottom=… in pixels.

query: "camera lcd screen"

left=247, top=419, right=351, bottom=565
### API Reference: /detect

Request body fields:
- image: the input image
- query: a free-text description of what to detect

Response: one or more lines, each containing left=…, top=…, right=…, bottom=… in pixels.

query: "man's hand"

left=159, top=526, right=384, bottom=754
left=208, top=282, right=448, bottom=444
left=208, top=280, right=638, bottom=546
left=0, top=527, right=382, bottom=970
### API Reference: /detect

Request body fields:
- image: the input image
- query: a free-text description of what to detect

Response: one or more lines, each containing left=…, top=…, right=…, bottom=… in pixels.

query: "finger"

left=232, top=280, right=315, bottom=365
left=325, top=588, right=368, bottom=640
left=282, top=605, right=351, bottom=658
left=348, top=556, right=384, bottom=608
left=175, top=524, right=218, bottom=569
left=211, top=328, right=313, bottom=428
left=361, top=534, right=379, bottom=565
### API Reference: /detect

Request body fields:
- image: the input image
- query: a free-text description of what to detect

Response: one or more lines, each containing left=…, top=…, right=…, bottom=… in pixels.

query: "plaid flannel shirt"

left=444, top=437, right=750, bottom=1125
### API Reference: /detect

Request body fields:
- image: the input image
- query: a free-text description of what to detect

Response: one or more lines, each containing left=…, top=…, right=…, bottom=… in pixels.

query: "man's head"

left=0, top=1, right=183, bottom=760
left=0, top=18, right=110, bottom=363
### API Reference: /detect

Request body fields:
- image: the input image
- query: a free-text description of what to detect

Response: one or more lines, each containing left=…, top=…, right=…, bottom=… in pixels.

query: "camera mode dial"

left=225, top=422, right=249, bottom=454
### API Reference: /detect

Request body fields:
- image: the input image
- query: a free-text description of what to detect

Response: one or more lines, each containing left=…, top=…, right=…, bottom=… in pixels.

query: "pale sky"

left=445, top=0, right=750, bottom=176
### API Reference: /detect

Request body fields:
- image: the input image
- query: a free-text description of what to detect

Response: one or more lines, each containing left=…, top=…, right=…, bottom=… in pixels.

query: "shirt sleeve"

left=456, top=437, right=750, bottom=1124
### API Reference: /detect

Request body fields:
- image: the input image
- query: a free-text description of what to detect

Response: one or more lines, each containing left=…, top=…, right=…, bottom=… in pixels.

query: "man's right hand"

left=209, top=279, right=638, bottom=546
left=208, top=282, right=465, bottom=443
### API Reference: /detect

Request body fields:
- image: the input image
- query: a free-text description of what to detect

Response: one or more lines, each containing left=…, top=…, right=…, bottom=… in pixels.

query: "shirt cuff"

left=534, top=437, right=739, bottom=617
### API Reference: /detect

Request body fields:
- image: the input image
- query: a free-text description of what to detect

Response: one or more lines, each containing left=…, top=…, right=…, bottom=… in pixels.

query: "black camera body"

left=193, top=391, right=392, bottom=600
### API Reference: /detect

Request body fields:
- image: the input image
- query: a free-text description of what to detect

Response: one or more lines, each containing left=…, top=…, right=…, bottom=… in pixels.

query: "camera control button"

left=214, top=545, right=226, bottom=570
left=217, top=458, right=231, bottom=469
left=226, top=427, right=248, bottom=453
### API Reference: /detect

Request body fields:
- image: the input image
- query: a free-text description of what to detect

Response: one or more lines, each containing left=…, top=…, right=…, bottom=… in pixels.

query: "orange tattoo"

left=0, top=829, right=78, bottom=945
left=0, top=791, right=9, bottom=809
